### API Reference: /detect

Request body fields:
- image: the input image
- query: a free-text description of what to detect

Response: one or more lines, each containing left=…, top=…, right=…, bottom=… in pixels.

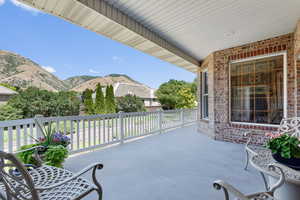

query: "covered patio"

left=65, top=125, right=262, bottom=200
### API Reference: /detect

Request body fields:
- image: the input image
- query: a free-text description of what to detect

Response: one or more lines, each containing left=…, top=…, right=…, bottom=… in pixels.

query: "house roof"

left=113, top=82, right=156, bottom=99
left=18, top=0, right=300, bottom=73
left=0, top=86, right=18, bottom=95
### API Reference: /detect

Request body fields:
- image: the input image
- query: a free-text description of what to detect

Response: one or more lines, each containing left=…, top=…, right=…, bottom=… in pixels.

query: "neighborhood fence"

left=0, top=108, right=197, bottom=154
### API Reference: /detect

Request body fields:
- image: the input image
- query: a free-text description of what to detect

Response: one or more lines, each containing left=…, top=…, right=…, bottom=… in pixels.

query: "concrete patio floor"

left=65, top=125, right=263, bottom=200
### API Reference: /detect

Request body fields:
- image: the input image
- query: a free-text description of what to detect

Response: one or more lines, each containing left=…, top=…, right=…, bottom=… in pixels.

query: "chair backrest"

left=0, top=151, right=39, bottom=200
left=278, top=117, right=300, bottom=137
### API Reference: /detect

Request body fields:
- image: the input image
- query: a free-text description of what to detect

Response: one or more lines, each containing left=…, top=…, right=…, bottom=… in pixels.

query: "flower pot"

left=272, top=153, right=300, bottom=170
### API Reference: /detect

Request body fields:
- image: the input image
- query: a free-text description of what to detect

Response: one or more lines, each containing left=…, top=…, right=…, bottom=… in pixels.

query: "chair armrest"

left=213, top=180, right=249, bottom=200
left=14, top=146, right=45, bottom=154
left=15, top=146, right=45, bottom=167
left=268, top=163, right=285, bottom=193
left=35, top=162, right=103, bottom=191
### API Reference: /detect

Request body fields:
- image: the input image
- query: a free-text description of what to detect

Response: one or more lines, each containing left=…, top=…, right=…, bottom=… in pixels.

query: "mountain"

left=70, top=74, right=140, bottom=92
left=0, top=50, right=146, bottom=92
left=0, top=50, right=68, bottom=91
left=64, top=75, right=98, bottom=89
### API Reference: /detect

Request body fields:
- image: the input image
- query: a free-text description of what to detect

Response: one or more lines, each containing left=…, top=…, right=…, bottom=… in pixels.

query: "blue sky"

left=0, top=0, right=195, bottom=88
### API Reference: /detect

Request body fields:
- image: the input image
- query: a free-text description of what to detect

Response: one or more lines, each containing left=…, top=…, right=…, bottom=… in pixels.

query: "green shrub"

left=95, top=83, right=105, bottom=114
left=7, top=87, right=80, bottom=118
left=44, top=145, right=68, bottom=167
left=117, top=94, right=146, bottom=113
left=18, top=121, right=70, bottom=168
left=82, top=89, right=94, bottom=115
left=0, top=104, right=23, bottom=121
left=17, top=144, right=40, bottom=165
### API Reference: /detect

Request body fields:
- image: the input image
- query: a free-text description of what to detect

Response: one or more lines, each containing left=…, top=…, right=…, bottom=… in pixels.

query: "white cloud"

left=89, top=69, right=101, bottom=74
left=10, top=0, right=41, bottom=15
left=112, top=56, right=124, bottom=63
left=0, top=0, right=5, bottom=6
left=42, top=66, right=56, bottom=73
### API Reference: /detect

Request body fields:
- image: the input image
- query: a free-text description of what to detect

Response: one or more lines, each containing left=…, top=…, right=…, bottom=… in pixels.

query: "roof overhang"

left=18, top=0, right=200, bottom=73
left=17, top=0, right=300, bottom=73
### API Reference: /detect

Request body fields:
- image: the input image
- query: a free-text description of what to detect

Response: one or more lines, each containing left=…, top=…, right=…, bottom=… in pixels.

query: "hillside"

left=0, top=50, right=68, bottom=91
left=64, top=75, right=98, bottom=89
left=70, top=74, right=139, bottom=92
left=0, top=50, right=145, bottom=92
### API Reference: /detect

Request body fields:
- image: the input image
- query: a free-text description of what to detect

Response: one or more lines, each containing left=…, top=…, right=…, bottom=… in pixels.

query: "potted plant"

left=265, top=132, right=300, bottom=170
left=18, top=119, right=70, bottom=168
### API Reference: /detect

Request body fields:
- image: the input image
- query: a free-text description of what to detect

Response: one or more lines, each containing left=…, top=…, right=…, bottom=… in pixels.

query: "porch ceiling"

left=18, top=0, right=300, bottom=73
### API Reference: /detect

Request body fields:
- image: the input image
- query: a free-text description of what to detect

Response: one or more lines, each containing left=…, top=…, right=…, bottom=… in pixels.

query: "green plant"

left=155, top=79, right=196, bottom=110
left=105, top=85, right=116, bottom=113
left=0, top=104, right=23, bottom=121
left=7, top=87, right=80, bottom=118
left=95, top=83, right=105, bottom=114
left=265, top=133, right=300, bottom=159
left=18, top=120, right=70, bottom=167
left=82, top=88, right=94, bottom=115
left=117, top=94, right=146, bottom=113
left=17, top=143, right=40, bottom=165
left=176, top=87, right=196, bottom=109
left=44, top=145, right=68, bottom=167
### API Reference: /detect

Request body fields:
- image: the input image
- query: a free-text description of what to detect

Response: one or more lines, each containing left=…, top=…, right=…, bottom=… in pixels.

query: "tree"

left=0, top=104, right=23, bottom=121
left=176, top=87, right=196, bottom=109
left=7, top=87, right=80, bottom=118
left=117, top=94, right=146, bottom=113
left=155, top=79, right=196, bottom=110
left=82, top=88, right=94, bottom=115
left=110, top=85, right=116, bottom=113
left=105, top=85, right=116, bottom=114
left=94, top=83, right=105, bottom=114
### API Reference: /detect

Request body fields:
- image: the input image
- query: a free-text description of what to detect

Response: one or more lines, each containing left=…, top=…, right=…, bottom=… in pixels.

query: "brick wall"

left=197, top=54, right=215, bottom=138
left=295, top=20, right=300, bottom=116
left=198, top=33, right=300, bottom=144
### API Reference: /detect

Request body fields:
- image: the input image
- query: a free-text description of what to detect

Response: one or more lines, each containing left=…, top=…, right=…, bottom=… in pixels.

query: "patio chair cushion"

left=0, top=165, right=96, bottom=200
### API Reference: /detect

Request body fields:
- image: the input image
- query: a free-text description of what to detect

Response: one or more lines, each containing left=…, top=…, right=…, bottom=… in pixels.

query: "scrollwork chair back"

left=0, top=151, right=39, bottom=200
left=278, top=117, right=300, bottom=137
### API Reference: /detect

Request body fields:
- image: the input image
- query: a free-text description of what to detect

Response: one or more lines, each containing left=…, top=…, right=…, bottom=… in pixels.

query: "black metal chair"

left=0, top=146, right=103, bottom=200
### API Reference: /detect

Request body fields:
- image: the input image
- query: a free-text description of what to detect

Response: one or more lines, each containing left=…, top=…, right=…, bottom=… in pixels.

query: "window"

left=230, top=55, right=284, bottom=124
left=202, top=70, right=209, bottom=119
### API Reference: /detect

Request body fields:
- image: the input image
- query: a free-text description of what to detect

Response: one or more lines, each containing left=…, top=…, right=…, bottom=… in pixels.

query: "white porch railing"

left=0, top=109, right=197, bottom=154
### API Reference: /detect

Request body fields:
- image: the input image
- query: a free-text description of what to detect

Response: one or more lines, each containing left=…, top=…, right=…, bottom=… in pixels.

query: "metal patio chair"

left=244, top=132, right=269, bottom=190
left=243, top=117, right=300, bottom=190
left=0, top=146, right=103, bottom=200
left=213, top=163, right=285, bottom=200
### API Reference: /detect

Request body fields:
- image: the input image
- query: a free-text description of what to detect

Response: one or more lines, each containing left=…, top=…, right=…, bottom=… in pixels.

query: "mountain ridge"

left=0, top=50, right=147, bottom=92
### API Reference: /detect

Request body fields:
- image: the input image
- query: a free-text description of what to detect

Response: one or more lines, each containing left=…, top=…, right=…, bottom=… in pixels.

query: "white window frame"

left=229, top=51, right=287, bottom=127
left=201, top=69, right=209, bottom=119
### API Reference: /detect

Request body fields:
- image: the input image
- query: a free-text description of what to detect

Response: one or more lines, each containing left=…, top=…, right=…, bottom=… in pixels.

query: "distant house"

left=92, top=82, right=161, bottom=111
left=113, top=82, right=161, bottom=111
left=0, top=86, right=18, bottom=105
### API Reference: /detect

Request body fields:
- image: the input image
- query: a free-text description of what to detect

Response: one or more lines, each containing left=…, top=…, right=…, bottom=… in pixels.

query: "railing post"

left=159, top=110, right=162, bottom=134
left=34, top=114, right=44, bottom=138
left=119, top=112, right=124, bottom=144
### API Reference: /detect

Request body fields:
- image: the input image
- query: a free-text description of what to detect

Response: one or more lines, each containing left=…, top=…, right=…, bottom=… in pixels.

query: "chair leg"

left=260, top=172, right=269, bottom=191
left=92, top=166, right=103, bottom=200
left=244, top=150, right=249, bottom=170
left=95, top=189, right=103, bottom=200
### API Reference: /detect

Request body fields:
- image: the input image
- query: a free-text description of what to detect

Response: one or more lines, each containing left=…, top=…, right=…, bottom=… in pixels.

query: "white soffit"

left=105, top=0, right=300, bottom=60
left=17, top=0, right=300, bottom=72
left=17, top=0, right=200, bottom=73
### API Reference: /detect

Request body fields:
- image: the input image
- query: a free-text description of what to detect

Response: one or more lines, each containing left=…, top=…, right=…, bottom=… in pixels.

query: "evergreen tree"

left=95, top=83, right=105, bottom=114
left=110, top=85, right=116, bottom=113
left=83, top=89, right=94, bottom=115
left=105, top=85, right=116, bottom=114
